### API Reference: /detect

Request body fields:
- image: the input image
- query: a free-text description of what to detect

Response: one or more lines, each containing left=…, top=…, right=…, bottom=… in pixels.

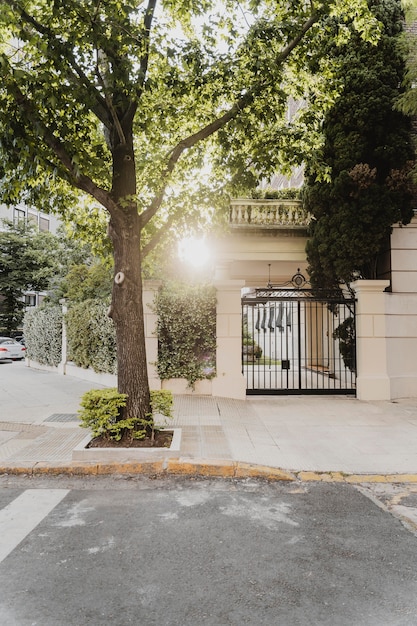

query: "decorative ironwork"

left=242, top=296, right=356, bottom=395
left=266, top=267, right=309, bottom=290
left=242, top=273, right=356, bottom=395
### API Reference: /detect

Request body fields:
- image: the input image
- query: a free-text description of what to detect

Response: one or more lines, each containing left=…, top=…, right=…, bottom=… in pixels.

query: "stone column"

left=212, top=280, right=246, bottom=400
left=143, top=280, right=162, bottom=390
left=351, top=279, right=390, bottom=401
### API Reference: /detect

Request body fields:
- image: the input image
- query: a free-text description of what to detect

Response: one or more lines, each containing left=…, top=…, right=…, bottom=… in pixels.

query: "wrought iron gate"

left=242, top=286, right=356, bottom=395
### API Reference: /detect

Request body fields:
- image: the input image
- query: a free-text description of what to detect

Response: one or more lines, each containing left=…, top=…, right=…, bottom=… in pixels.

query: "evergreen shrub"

left=23, top=305, right=62, bottom=366
left=66, top=299, right=116, bottom=374
left=78, top=388, right=173, bottom=441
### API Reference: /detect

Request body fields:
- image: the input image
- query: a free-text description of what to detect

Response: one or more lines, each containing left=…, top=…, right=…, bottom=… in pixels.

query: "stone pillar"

left=212, top=280, right=246, bottom=400
left=143, top=280, right=162, bottom=390
left=352, top=279, right=390, bottom=401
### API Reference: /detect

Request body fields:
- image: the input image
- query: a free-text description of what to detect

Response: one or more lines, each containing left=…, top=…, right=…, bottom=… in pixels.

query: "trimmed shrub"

left=78, top=388, right=173, bottom=441
left=23, top=305, right=62, bottom=366
left=66, top=299, right=116, bottom=374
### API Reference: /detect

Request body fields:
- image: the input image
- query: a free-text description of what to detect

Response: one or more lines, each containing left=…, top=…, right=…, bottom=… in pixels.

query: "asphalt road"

left=0, top=476, right=416, bottom=626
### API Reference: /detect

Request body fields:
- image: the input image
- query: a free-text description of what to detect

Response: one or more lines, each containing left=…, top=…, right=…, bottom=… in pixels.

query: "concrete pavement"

left=1, top=360, right=417, bottom=480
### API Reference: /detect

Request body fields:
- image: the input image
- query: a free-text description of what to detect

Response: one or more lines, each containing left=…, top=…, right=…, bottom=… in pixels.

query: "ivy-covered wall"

left=154, top=282, right=217, bottom=387
left=24, top=283, right=217, bottom=385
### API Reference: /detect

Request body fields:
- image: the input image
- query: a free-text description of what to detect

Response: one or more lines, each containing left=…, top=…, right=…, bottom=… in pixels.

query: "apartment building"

left=0, top=203, right=61, bottom=309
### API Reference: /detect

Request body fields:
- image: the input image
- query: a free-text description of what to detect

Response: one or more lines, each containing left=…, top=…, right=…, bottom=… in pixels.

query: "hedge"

left=65, top=299, right=117, bottom=374
left=23, top=305, right=63, bottom=366
left=154, top=282, right=216, bottom=387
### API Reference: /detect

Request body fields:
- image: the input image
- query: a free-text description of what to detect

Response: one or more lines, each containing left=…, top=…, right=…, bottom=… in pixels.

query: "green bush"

left=66, top=299, right=116, bottom=374
left=150, top=389, right=174, bottom=427
left=333, top=317, right=356, bottom=373
left=250, top=188, right=301, bottom=200
left=154, top=282, right=216, bottom=387
left=78, top=388, right=173, bottom=441
left=23, top=305, right=62, bottom=366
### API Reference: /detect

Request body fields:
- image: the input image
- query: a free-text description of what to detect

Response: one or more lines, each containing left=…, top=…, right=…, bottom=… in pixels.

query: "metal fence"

left=242, top=288, right=356, bottom=395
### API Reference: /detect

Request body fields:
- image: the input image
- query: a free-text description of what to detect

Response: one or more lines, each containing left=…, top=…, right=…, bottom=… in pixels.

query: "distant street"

left=0, top=476, right=416, bottom=626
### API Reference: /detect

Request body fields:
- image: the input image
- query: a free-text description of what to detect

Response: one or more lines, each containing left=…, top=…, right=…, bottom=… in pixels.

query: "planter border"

left=72, top=428, right=182, bottom=462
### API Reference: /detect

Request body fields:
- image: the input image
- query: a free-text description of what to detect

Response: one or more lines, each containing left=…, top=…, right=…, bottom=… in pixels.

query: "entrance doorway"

left=242, top=285, right=356, bottom=395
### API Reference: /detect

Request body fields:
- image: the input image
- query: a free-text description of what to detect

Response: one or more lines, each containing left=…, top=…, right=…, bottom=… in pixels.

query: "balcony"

left=230, top=198, right=311, bottom=230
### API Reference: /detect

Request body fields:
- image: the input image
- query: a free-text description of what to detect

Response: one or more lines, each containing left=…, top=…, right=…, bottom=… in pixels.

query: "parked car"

left=0, top=343, right=12, bottom=362
left=0, top=337, right=26, bottom=360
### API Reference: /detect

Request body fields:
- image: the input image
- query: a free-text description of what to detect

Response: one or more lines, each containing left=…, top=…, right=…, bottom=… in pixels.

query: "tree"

left=304, top=0, right=414, bottom=291
left=0, top=220, right=59, bottom=333
left=396, top=4, right=417, bottom=117
left=0, top=0, right=378, bottom=427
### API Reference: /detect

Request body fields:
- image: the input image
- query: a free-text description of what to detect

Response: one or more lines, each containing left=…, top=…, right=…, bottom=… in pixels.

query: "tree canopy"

left=0, top=220, right=59, bottom=333
left=304, top=0, right=414, bottom=290
left=0, top=0, right=380, bottom=424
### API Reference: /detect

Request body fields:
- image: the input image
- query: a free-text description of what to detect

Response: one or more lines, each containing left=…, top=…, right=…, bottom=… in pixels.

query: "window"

left=13, top=208, right=25, bottom=225
left=39, top=216, right=49, bottom=232
left=28, top=212, right=38, bottom=227
left=24, top=294, right=36, bottom=307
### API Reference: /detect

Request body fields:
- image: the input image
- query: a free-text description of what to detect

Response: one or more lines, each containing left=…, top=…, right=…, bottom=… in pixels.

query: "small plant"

left=250, top=188, right=301, bottom=200
left=78, top=388, right=173, bottom=443
left=333, top=317, right=356, bottom=373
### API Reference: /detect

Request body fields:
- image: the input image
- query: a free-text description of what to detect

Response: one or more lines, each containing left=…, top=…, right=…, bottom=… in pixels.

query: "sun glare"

left=178, top=236, right=211, bottom=268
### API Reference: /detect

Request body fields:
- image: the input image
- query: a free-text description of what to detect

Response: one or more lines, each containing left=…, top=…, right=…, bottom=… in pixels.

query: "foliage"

left=250, top=188, right=302, bottom=200
left=78, top=388, right=173, bottom=442
left=155, top=282, right=216, bottom=387
left=78, top=388, right=130, bottom=441
left=43, top=223, right=114, bottom=305
left=62, top=203, right=112, bottom=260
left=23, top=305, right=62, bottom=366
left=150, top=389, right=174, bottom=426
left=0, top=0, right=380, bottom=421
left=66, top=299, right=117, bottom=374
left=242, top=316, right=262, bottom=361
left=62, top=262, right=112, bottom=303
left=304, top=0, right=414, bottom=290
left=396, top=5, right=417, bottom=118
left=333, top=317, right=356, bottom=372
left=0, top=219, right=60, bottom=333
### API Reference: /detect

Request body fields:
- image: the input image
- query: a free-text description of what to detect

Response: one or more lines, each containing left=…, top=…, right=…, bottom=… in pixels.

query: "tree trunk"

left=109, top=207, right=151, bottom=424
left=108, top=138, right=151, bottom=425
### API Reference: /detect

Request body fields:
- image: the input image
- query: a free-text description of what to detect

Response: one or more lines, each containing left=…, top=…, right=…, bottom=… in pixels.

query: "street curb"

left=1, top=460, right=417, bottom=483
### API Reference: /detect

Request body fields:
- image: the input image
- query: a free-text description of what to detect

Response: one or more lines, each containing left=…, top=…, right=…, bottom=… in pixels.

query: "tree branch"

left=95, top=50, right=127, bottom=146
left=6, top=0, right=112, bottom=129
left=140, top=10, right=319, bottom=228
left=2, top=60, right=116, bottom=213
left=138, top=0, right=156, bottom=91
left=141, top=212, right=177, bottom=258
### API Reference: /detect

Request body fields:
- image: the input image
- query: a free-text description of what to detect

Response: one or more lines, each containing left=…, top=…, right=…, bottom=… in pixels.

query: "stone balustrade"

left=230, top=198, right=311, bottom=228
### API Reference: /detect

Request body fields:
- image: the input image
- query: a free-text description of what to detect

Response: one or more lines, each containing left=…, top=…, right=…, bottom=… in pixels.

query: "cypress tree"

left=305, top=0, right=414, bottom=290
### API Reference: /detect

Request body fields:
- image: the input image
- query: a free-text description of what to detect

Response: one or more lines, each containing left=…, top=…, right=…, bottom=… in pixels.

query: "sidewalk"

left=1, top=361, right=417, bottom=481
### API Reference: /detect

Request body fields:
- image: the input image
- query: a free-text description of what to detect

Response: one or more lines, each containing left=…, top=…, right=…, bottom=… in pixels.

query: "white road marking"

left=0, top=489, right=69, bottom=563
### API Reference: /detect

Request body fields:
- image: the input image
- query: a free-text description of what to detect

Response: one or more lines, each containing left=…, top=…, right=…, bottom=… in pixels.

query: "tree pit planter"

left=72, top=428, right=182, bottom=462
